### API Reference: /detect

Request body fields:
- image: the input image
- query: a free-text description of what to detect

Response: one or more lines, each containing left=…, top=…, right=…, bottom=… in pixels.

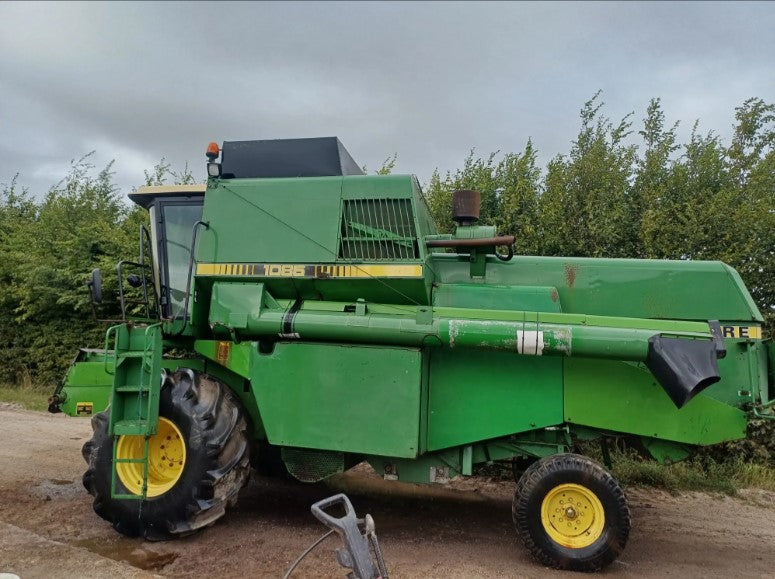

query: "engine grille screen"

left=339, top=198, right=419, bottom=260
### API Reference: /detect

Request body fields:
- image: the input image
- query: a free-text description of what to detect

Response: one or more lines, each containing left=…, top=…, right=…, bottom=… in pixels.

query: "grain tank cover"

left=220, top=137, right=364, bottom=179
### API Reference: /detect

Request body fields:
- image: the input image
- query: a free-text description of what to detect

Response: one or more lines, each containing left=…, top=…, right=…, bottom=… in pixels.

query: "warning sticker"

left=76, top=402, right=94, bottom=416
left=720, top=325, right=762, bottom=340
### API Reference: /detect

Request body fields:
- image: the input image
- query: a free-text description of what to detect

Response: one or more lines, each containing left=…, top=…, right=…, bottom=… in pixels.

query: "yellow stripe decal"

left=196, top=263, right=424, bottom=278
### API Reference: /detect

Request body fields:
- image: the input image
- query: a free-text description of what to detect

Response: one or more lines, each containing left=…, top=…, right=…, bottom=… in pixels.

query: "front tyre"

left=512, top=454, right=630, bottom=572
left=82, top=369, right=250, bottom=540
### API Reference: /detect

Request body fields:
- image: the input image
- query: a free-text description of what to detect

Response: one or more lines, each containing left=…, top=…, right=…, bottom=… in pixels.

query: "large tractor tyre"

left=512, top=453, right=630, bottom=572
left=82, top=369, right=251, bottom=540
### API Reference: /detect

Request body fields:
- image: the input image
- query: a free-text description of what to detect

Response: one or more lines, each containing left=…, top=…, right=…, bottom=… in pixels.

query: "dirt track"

left=1, top=405, right=774, bottom=578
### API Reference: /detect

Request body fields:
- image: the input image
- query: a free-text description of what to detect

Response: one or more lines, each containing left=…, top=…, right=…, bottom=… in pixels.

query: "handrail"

left=140, top=323, right=162, bottom=429
left=103, top=324, right=121, bottom=375
left=171, top=220, right=209, bottom=336
left=117, top=260, right=154, bottom=320
left=139, top=225, right=160, bottom=318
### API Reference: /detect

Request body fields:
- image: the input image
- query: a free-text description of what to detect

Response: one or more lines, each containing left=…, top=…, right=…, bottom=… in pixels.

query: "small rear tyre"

left=512, top=453, right=630, bottom=572
left=82, top=369, right=250, bottom=540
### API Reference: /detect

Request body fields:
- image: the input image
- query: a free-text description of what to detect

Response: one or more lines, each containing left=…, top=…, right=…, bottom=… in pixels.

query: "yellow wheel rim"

left=540, top=483, right=605, bottom=549
left=116, top=417, right=186, bottom=497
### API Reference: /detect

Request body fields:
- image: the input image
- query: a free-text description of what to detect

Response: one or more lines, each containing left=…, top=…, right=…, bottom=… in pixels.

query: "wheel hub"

left=540, top=483, right=605, bottom=549
left=115, top=417, right=186, bottom=497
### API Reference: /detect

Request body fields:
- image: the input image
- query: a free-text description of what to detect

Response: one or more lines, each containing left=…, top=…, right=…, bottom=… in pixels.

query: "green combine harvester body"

left=51, top=137, right=774, bottom=571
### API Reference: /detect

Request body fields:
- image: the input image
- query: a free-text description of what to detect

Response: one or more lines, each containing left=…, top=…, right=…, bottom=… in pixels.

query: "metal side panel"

left=432, top=284, right=563, bottom=313
left=199, top=178, right=343, bottom=264
left=426, top=349, right=563, bottom=451
left=250, top=342, right=422, bottom=458
left=58, top=352, right=114, bottom=417
left=564, top=358, right=747, bottom=445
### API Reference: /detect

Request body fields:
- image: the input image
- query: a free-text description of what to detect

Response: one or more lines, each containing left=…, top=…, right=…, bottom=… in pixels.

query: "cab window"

left=157, top=201, right=204, bottom=318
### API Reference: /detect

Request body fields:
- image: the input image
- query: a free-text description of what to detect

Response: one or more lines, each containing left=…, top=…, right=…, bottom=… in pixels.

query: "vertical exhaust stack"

left=452, top=189, right=481, bottom=226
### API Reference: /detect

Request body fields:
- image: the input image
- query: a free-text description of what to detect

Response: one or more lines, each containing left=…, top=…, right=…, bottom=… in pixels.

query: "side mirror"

left=126, top=274, right=143, bottom=288
left=87, top=268, right=103, bottom=304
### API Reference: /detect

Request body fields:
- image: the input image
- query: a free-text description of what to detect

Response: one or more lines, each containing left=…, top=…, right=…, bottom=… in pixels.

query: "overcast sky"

left=1, top=1, right=773, bottom=198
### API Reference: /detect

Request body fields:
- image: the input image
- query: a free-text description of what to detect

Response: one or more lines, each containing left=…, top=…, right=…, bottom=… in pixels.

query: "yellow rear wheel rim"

left=540, top=483, right=605, bottom=549
left=116, top=417, right=186, bottom=497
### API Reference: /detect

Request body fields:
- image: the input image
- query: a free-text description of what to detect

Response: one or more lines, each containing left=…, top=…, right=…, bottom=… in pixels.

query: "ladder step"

left=114, top=457, right=149, bottom=464
left=113, top=419, right=155, bottom=436
left=115, top=385, right=149, bottom=393
left=116, top=351, right=148, bottom=359
left=111, top=493, right=145, bottom=501
left=115, top=357, right=154, bottom=370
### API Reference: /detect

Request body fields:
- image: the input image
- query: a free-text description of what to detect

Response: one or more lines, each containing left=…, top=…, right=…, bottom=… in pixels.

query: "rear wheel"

left=512, top=453, right=630, bottom=572
left=82, top=369, right=250, bottom=540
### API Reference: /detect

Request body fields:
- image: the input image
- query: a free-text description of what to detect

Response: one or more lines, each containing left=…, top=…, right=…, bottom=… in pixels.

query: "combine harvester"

left=49, top=138, right=774, bottom=572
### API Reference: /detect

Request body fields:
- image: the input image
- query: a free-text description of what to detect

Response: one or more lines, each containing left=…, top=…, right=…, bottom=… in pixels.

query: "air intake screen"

left=339, top=199, right=419, bottom=260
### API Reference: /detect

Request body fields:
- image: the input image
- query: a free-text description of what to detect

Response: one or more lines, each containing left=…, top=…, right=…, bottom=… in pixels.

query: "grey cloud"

left=1, top=1, right=773, bottom=198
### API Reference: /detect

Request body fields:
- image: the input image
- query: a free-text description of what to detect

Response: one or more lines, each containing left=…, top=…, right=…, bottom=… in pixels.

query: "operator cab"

left=128, top=184, right=205, bottom=319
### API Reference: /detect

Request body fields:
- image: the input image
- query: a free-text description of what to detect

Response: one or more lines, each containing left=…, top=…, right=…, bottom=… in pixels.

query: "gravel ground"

left=1, top=406, right=774, bottom=578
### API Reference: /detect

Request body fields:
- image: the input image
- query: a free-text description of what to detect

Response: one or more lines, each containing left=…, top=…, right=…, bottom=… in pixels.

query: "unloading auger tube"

left=210, top=292, right=727, bottom=409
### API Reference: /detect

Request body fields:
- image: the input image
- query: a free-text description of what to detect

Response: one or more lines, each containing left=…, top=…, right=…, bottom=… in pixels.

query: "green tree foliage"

left=143, top=158, right=196, bottom=187
left=0, top=156, right=191, bottom=388
left=636, top=98, right=681, bottom=257
left=539, top=92, right=639, bottom=257
left=361, top=153, right=398, bottom=175
left=724, top=99, right=775, bottom=321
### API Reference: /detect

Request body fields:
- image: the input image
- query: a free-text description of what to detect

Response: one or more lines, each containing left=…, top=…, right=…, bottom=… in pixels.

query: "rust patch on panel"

left=564, top=264, right=579, bottom=288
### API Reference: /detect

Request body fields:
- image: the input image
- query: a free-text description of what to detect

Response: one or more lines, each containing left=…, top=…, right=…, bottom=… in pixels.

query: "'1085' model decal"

left=196, top=263, right=423, bottom=278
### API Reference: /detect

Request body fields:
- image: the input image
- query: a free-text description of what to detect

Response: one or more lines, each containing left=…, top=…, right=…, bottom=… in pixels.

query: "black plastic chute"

left=646, top=335, right=722, bottom=409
